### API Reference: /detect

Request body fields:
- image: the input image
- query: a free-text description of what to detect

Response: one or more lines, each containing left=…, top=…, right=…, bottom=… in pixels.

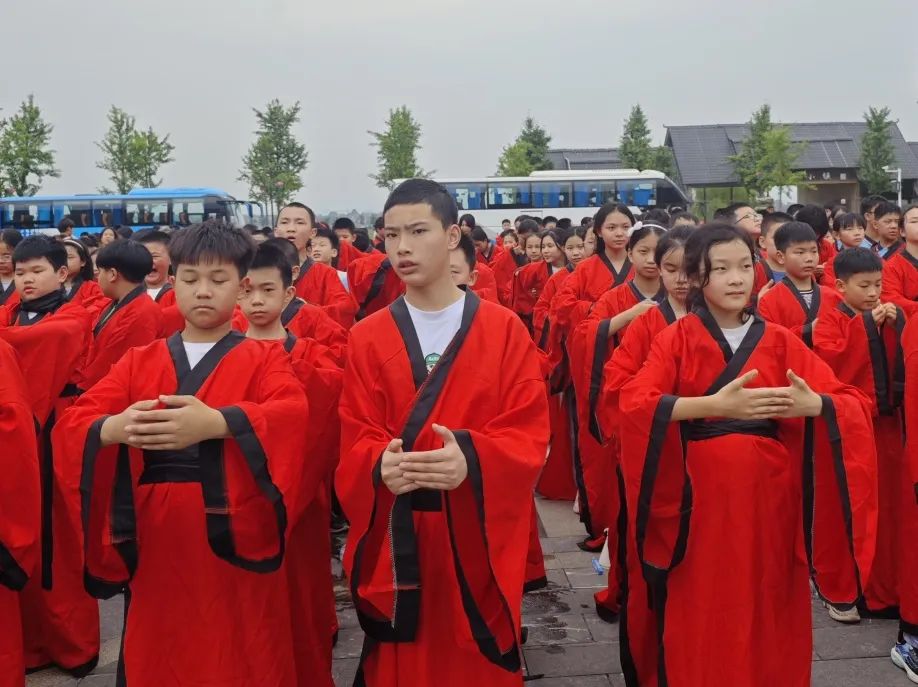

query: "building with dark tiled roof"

left=547, top=148, right=622, bottom=170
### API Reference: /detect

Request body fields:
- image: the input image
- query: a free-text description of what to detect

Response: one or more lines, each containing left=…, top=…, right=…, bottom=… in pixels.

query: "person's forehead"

left=248, top=266, right=284, bottom=284
left=279, top=208, right=311, bottom=221
left=176, top=260, right=237, bottom=273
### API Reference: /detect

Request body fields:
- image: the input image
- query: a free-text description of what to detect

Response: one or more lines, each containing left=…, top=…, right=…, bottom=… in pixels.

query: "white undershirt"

left=0, top=279, right=10, bottom=291
left=25, top=311, right=39, bottom=320
left=337, top=270, right=349, bottom=292
left=183, top=341, right=217, bottom=369
left=405, top=294, right=465, bottom=373
left=721, top=318, right=753, bottom=354
left=800, top=289, right=814, bottom=307
left=147, top=286, right=165, bottom=300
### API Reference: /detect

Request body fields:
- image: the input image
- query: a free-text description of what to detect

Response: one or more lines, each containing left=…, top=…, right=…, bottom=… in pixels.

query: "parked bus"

left=0, top=187, right=263, bottom=236
left=425, top=169, right=689, bottom=233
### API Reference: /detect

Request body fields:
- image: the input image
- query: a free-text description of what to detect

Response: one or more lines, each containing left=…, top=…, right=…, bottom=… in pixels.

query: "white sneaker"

left=891, top=643, right=918, bottom=683
left=826, top=603, right=860, bottom=624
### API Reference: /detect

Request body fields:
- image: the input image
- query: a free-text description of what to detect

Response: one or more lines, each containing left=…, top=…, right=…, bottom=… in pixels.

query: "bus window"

left=125, top=201, right=169, bottom=226
left=91, top=200, right=124, bottom=227
left=487, top=183, right=531, bottom=209
left=204, top=197, right=228, bottom=222
left=444, top=183, right=486, bottom=211
left=617, top=180, right=657, bottom=208
left=0, top=202, right=53, bottom=230
left=54, top=202, right=92, bottom=229
left=172, top=200, right=205, bottom=226
left=573, top=181, right=615, bottom=207
left=657, top=180, right=686, bottom=208
left=531, top=182, right=572, bottom=209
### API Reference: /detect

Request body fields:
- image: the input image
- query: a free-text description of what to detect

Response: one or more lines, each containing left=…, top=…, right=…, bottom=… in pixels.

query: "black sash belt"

left=60, top=383, right=82, bottom=398
left=139, top=449, right=201, bottom=484
left=683, top=419, right=779, bottom=442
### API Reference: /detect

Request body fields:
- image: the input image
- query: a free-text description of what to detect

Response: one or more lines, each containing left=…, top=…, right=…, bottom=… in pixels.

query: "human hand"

left=871, top=304, right=889, bottom=326
left=757, top=280, right=775, bottom=300
left=399, top=424, right=468, bottom=491
left=380, top=438, right=416, bottom=495
left=100, top=400, right=160, bottom=446
left=122, top=395, right=228, bottom=451
left=630, top=300, right=658, bottom=319
left=884, top=303, right=898, bottom=322
left=777, top=370, right=823, bottom=418
left=710, top=370, right=794, bottom=420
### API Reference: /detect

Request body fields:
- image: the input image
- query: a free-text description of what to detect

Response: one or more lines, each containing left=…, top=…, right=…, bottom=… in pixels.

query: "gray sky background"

left=5, top=0, right=918, bottom=214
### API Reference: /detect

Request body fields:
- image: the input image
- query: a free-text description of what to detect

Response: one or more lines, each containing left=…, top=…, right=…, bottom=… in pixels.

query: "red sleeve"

left=297, top=265, right=358, bottom=328
left=0, top=341, right=40, bottom=591
left=290, top=339, right=343, bottom=482
left=550, top=265, right=593, bottom=336
left=78, top=302, right=163, bottom=390
left=881, top=256, right=918, bottom=319
left=903, top=319, right=918, bottom=486
left=287, top=304, right=349, bottom=366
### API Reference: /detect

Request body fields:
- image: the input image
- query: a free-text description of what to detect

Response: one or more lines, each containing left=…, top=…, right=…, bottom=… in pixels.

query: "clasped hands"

left=381, top=424, right=468, bottom=495
left=710, top=369, right=823, bottom=421
left=100, top=395, right=229, bottom=450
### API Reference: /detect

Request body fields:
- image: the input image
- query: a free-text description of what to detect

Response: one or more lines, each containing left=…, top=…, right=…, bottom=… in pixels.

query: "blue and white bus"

left=0, top=187, right=263, bottom=236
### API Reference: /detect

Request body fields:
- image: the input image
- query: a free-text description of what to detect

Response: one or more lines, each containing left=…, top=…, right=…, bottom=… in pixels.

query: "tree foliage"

left=96, top=106, right=175, bottom=193
left=369, top=106, right=429, bottom=189
left=619, top=104, right=654, bottom=171
left=496, top=116, right=552, bottom=176
left=729, top=104, right=774, bottom=198
left=759, top=126, right=806, bottom=195
left=238, top=99, right=309, bottom=212
left=859, top=106, right=895, bottom=195
left=0, top=95, right=59, bottom=196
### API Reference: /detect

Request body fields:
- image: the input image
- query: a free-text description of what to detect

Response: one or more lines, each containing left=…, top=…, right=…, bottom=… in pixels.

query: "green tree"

left=517, top=116, right=552, bottom=170
left=759, top=126, right=806, bottom=202
left=239, top=99, right=308, bottom=217
left=650, top=145, right=676, bottom=179
left=619, top=104, right=654, bottom=171
left=496, top=140, right=535, bottom=176
left=96, top=106, right=175, bottom=193
left=729, top=104, right=774, bottom=198
left=859, top=106, right=895, bottom=195
left=369, top=106, right=429, bottom=189
left=0, top=95, right=59, bottom=196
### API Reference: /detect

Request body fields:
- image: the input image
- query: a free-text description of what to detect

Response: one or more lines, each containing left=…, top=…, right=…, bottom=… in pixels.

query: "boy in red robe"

left=240, top=241, right=342, bottom=687
left=274, top=202, right=357, bottom=327
left=136, top=230, right=174, bottom=306
left=337, top=179, right=549, bottom=686
left=52, top=221, right=312, bottom=687
left=881, top=204, right=918, bottom=317
left=757, top=221, right=842, bottom=348
left=814, top=247, right=906, bottom=628
left=0, top=339, right=41, bottom=687
left=347, top=250, right=405, bottom=321
left=77, top=240, right=163, bottom=392
left=0, top=236, right=98, bottom=677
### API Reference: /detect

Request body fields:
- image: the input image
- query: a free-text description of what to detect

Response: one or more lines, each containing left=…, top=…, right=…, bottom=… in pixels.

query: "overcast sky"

left=5, top=0, right=917, bottom=213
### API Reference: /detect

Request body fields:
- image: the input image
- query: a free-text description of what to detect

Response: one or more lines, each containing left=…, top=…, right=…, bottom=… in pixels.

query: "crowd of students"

left=1, top=181, right=918, bottom=687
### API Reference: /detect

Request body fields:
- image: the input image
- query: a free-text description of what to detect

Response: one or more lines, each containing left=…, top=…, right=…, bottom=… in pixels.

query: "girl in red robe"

left=62, top=239, right=108, bottom=318
left=512, top=230, right=567, bottom=337
left=618, top=224, right=877, bottom=687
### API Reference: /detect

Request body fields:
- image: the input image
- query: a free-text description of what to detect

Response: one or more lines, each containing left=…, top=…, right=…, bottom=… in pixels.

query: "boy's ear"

left=468, top=268, right=479, bottom=287
left=291, top=265, right=300, bottom=282
left=757, top=234, right=767, bottom=250
left=55, top=265, right=68, bottom=283
left=835, top=278, right=846, bottom=294
left=773, top=249, right=786, bottom=265
left=446, top=224, right=461, bottom=250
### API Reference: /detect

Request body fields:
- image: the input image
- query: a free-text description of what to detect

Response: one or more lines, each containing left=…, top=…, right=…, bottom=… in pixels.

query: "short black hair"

left=333, top=218, right=356, bottom=233
left=459, top=213, right=476, bottom=228
left=168, top=220, right=255, bottom=277
left=724, top=202, right=754, bottom=219
left=499, top=229, right=518, bottom=242
left=79, top=234, right=99, bottom=248
left=542, top=215, right=559, bottom=225
left=773, top=221, right=818, bottom=253
left=641, top=208, right=671, bottom=228
left=760, top=211, right=794, bottom=238
left=373, top=216, right=385, bottom=231
left=470, top=226, right=489, bottom=243
left=834, top=212, right=866, bottom=232
left=384, top=179, right=459, bottom=228
left=263, top=237, right=300, bottom=267
left=833, top=247, right=883, bottom=281
left=794, top=204, right=830, bottom=239
left=13, top=235, right=67, bottom=270
left=58, top=217, right=75, bottom=233
left=557, top=218, right=573, bottom=231
left=62, top=239, right=95, bottom=281
left=136, top=229, right=171, bottom=247
left=860, top=194, right=887, bottom=216
left=873, top=201, right=901, bottom=221
left=314, top=226, right=339, bottom=250
left=95, top=240, right=154, bottom=283
left=786, top=203, right=804, bottom=217
left=502, top=218, right=512, bottom=225
left=654, top=225, right=695, bottom=265
left=455, top=233, right=477, bottom=271
left=280, top=202, right=316, bottom=226
left=353, top=228, right=371, bottom=252
left=518, top=218, right=541, bottom=236
left=250, top=241, right=293, bottom=288
left=0, top=228, right=23, bottom=249
left=116, top=226, right=134, bottom=239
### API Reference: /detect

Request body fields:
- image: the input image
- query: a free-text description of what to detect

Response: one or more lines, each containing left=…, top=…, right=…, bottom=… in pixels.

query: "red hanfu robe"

left=151, top=283, right=175, bottom=307
left=511, top=261, right=553, bottom=335
left=294, top=257, right=358, bottom=328
left=347, top=252, right=405, bottom=322
left=283, top=334, right=343, bottom=687
left=550, top=253, right=633, bottom=338
left=0, top=281, right=19, bottom=310
left=66, top=279, right=110, bottom=319
left=492, top=249, right=528, bottom=306
left=52, top=333, right=315, bottom=687
left=619, top=311, right=876, bottom=687
left=882, top=250, right=918, bottom=319
left=0, top=340, right=40, bottom=687
left=334, top=240, right=362, bottom=271
left=757, top=277, right=842, bottom=347
left=471, top=263, right=500, bottom=304
left=281, top=298, right=349, bottom=365
left=337, top=293, right=549, bottom=686
left=160, top=304, right=249, bottom=339
left=0, top=302, right=99, bottom=675
left=815, top=302, right=906, bottom=615
left=532, top=265, right=577, bottom=501
left=477, top=243, right=504, bottom=267
left=899, top=319, right=918, bottom=638
left=77, top=286, right=163, bottom=392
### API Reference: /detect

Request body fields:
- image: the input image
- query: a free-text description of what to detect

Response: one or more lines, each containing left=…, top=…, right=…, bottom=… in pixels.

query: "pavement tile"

left=535, top=499, right=587, bottom=537
left=525, top=642, right=621, bottom=677
left=585, top=614, right=621, bottom=643
left=333, top=627, right=365, bottom=659
left=332, top=657, right=358, bottom=686
left=521, top=676, right=612, bottom=686
left=565, top=567, right=608, bottom=589
left=24, top=670, right=74, bottom=687
left=544, top=569, right=570, bottom=588
left=540, top=535, right=588, bottom=554
left=523, top=613, right=592, bottom=646
left=98, top=597, right=124, bottom=643
left=811, top=657, right=904, bottom=686
left=523, top=587, right=579, bottom=616
left=550, top=550, right=597, bottom=569
left=813, top=620, right=898, bottom=659
left=77, top=675, right=115, bottom=687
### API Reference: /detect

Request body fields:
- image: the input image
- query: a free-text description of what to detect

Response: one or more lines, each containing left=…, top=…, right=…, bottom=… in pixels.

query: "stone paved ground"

left=28, top=496, right=905, bottom=686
